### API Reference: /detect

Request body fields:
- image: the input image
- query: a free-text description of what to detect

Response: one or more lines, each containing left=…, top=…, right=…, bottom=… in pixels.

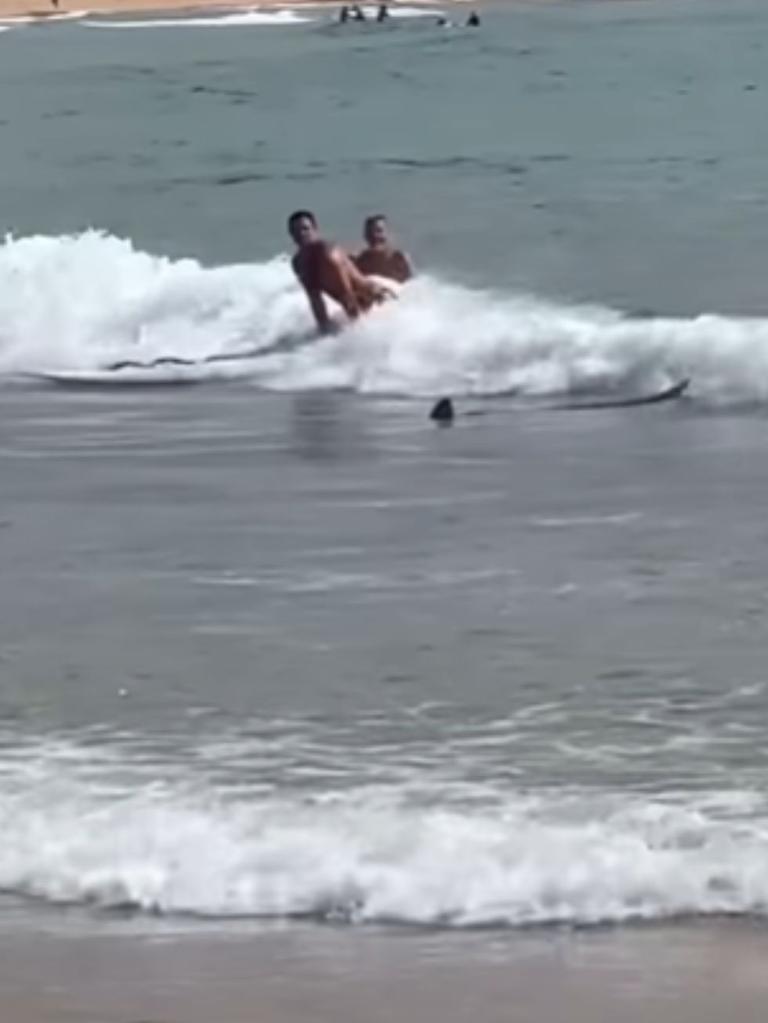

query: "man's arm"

left=394, top=250, right=414, bottom=282
left=304, top=286, right=333, bottom=334
left=293, top=250, right=334, bottom=334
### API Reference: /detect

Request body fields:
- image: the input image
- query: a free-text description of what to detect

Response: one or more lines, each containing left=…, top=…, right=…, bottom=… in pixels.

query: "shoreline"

left=0, top=0, right=451, bottom=22
left=3, top=915, right=768, bottom=1023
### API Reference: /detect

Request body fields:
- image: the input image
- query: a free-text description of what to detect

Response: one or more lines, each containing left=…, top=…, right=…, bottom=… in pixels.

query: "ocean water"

left=3, top=0, right=768, bottom=936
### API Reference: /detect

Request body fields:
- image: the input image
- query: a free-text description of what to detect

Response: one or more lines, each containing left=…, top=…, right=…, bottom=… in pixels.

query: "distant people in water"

left=338, top=4, right=475, bottom=29
left=355, top=215, right=413, bottom=284
left=338, top=3, right=393, bottom=27
left=288, top=211, right=394, bottom=335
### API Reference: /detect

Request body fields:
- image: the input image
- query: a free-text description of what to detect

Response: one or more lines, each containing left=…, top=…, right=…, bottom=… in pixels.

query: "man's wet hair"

left=364, top=214, right=387, bottom=234
left=288, top=210, right=317, bottom=232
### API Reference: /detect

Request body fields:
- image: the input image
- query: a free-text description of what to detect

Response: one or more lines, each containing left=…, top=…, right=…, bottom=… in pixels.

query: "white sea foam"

left=370, top=5, right=445, bottom=18
left=3, top=230, right=768, bottom=401
left=81, top=6, right=439, bottom=29
left=84, top=10, right=313, bottom=29
left=1, top=740, right=768, bottom=926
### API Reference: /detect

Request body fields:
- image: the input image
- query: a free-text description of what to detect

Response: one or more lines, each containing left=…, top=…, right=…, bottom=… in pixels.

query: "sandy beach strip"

left=3, top=916, right=768, bottom=1023
left=0, top=0, right=327, bottom=19
left=0, top=0, right=438, bottom=21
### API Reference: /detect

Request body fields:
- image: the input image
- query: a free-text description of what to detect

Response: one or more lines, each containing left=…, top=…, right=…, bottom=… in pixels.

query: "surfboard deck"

left=552, top=378, right=690, bottom=410
left=26, top=330, right=323, bottom=389
left=27, top=352, right=267, bottom=388
left=29, top=369, right=208, bottom=388
left=429, top=379, right=690, bottom=423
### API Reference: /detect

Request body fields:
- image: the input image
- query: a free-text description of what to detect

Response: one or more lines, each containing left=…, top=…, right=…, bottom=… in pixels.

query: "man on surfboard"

left=288, top=210, right=394, bottom=335
left=354, top=215, right=413, bottom=284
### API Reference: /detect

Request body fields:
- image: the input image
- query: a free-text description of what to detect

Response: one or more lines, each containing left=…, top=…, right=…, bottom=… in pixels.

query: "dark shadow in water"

left=216, top=173, right=271, bottom=186
left=41, top=109, right=79, bottom=121
left=288, top=393, right=374, bottom=463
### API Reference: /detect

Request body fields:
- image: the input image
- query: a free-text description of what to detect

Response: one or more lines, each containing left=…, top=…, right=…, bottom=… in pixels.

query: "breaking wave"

left=1, top=733, right=767, bottom=926
left=1, top=230, right=767, bottom=401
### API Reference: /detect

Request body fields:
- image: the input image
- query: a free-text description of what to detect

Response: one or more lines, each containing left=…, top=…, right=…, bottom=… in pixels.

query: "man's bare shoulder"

left=354, top=249, right=374, bottom=273
left=293, top=240, right=335, bottom=281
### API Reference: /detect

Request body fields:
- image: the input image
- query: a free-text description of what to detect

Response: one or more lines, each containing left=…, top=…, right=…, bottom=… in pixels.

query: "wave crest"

left=2, top=230, right=768, bottom=401
left=2, top=769, right=767, bottom=926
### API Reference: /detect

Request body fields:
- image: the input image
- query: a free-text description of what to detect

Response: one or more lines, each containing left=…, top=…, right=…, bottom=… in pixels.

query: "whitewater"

left=2, top=726, right=768, bottom=928
left=2, top=231, right=768, bottom=402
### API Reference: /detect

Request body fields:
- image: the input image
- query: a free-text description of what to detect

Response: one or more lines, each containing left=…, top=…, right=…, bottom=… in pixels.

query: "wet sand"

left=4, top=917, right=768, bottom=1023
